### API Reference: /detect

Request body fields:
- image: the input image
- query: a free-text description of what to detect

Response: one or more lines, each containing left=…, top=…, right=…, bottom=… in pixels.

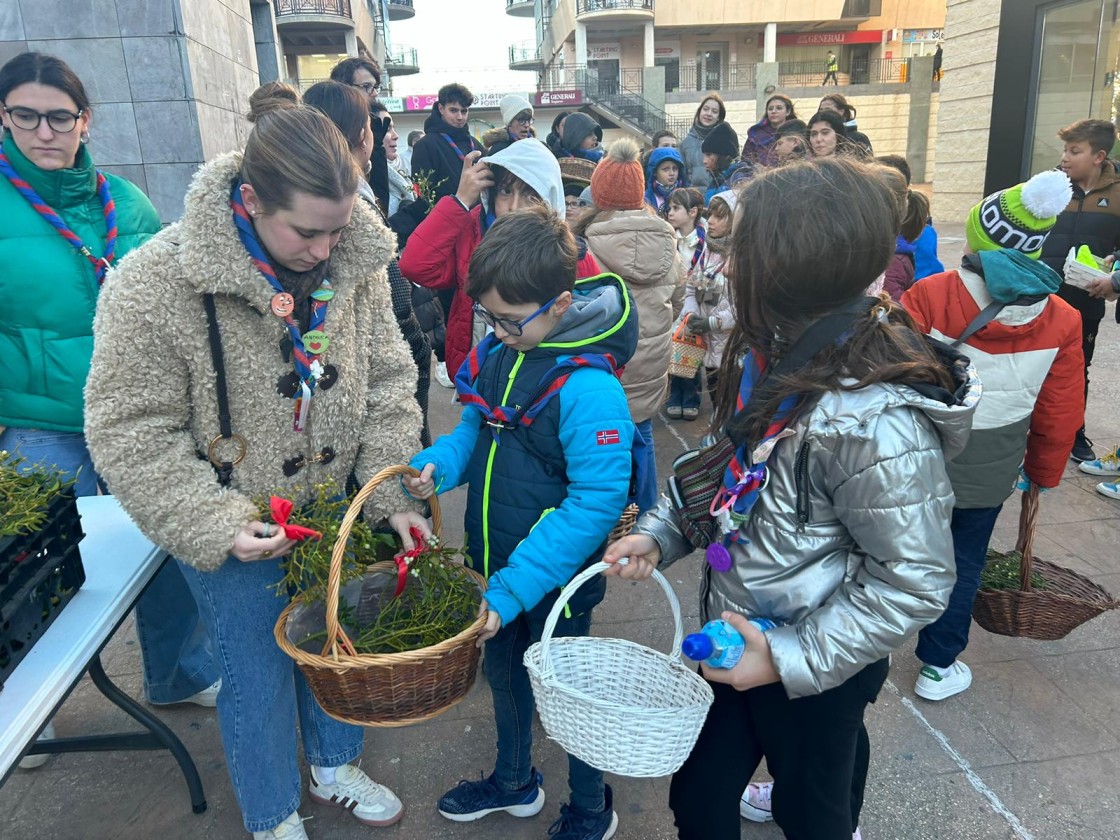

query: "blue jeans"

left=915, top=505, right=1003, bottom=669
left=0, top=427, right=215, bottom=703
left=667, top=371, right=702, bottom=411
left=179, top=555, right=364, bottom=832
left=633, top=417, right=658, bottom=514
left=483, top=604, right=605, bottom=814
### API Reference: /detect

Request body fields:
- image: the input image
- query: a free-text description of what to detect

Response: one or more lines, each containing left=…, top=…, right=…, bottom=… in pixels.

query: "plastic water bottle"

left=681, top=617, right=780, bottom=669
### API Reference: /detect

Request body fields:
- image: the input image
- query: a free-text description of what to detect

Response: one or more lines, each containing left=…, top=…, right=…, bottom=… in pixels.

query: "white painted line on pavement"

left=657, top=409, right=693, bottom=452
left=884, top=680, right=1036, bottom=840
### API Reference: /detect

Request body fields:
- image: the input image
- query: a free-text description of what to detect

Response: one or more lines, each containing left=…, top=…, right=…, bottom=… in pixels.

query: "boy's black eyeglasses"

left=473, top=296, right=557, bottom=337
left=353, top=82, right=380, bottom=96
left=3, top=106, right=84, bottom=133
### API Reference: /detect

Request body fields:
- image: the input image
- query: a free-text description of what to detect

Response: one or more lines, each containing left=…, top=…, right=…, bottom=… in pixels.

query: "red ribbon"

left=392, top=527, right=428, bottom=598
left=269, top=496, right=323, bottom=542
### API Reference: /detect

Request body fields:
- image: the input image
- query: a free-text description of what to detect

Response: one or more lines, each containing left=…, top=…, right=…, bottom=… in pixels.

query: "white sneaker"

left=150, top=678, right=221, bottom=708
left=740, top=781, right=773, bottom=822
left=253, top=811, right=308, bottom=840
left=915, top=660, right=972, bottom=701
left=741, top=781, right=861, bottom=838
left=18, top=721, right=54, bottom=769
left=435, top=361, right=454, bottom=388
left=1097, top=481, right=1120, bottom=500
left=1079, top=447, right=1120, bottom=476
left=310, top=763, right=403, bottom=827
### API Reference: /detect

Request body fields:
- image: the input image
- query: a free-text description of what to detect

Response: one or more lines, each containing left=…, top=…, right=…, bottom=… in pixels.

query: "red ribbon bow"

left=269, top=496, right=323, bottom=542
left=392, top=527, right=428, bottom=598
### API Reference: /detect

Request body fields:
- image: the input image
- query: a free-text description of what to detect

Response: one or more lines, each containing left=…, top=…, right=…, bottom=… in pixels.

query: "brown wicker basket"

left=608, top=503, right=640, bottom=544
left=273, top=465, right=487, bottom=727
left=972, top=484, right=1118, bottom=640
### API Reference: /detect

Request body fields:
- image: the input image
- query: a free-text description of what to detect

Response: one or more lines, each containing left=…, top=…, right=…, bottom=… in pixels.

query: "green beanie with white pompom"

left=965, top=170, right=1073, bottom=258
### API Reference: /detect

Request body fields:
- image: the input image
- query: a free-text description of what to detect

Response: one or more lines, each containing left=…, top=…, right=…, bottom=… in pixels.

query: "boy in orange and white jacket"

left=902, top=170, right=1084, bottom=702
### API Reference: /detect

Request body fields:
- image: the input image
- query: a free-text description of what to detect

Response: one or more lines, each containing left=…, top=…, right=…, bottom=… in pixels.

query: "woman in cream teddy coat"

left=85, top=100, right=425, bottom=839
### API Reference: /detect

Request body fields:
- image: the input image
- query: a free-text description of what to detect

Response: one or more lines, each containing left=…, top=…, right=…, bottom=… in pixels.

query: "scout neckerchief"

left=440, top=133, right=470, bottom=161
left=689, top=225, right=707, bottom=272
left=0, top=147, right=117, bottom=284
left=454, top=332, right=618, bottom=440
left=707, top=297, right=879, bottom=564
left=230, top=180, right=333, bottom=432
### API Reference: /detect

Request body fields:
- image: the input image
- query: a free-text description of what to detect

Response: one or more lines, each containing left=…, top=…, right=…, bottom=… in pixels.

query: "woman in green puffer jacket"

left=0, top=52, right=217, bottom=712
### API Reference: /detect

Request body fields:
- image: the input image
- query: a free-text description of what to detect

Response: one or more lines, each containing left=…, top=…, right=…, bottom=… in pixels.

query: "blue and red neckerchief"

left=709, top=351, right=798, bottom=544
left=440, top=133, right=471, bottom=161
left=454, top=332, right=618, bottom=439
left=0, top=147, right=117, bottom=284
left=230, top=179, right=332, bottom=432
left=689, top=225, right=707, bottom=272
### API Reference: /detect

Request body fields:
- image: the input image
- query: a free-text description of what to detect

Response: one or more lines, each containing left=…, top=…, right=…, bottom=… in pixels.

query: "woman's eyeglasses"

left=3, top=106, right=83, bottom=133
left=473, top=296, right=557, bottom=336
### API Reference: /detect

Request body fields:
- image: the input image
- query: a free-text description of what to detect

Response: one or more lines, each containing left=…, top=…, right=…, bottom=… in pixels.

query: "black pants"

left=823, top=70, right=838, bottom=85
left=670, top=658, right=889, bottom=840
left=1057, top=283, right=1104, bottom=404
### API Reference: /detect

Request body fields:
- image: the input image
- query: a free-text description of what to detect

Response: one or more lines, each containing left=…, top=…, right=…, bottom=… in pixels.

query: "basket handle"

left=322, top=465, right=443, bottom=659
left=1015, top=483, right=1040, bottom=593
left=537, top=561, right=685, bottom=678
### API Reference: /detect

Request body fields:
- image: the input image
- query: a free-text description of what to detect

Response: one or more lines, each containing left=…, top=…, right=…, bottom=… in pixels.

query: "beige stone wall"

left=931, top=0, right=1001, bottom=223
left=925, top=90, right=939, bottom=180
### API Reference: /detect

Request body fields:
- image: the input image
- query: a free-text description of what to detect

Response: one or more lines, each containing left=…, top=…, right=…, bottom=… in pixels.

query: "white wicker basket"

left=1063, top=246, right=1112, bottom=290
left=523, top=562, right=714, bottom=778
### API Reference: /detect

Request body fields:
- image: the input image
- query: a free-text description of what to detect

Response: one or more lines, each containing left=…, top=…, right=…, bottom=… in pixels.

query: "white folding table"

left=0, top=495, right=206, bottom=813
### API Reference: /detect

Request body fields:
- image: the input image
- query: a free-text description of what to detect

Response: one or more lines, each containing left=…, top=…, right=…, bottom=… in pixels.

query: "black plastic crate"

left=0, top=494, right=85, bottom=689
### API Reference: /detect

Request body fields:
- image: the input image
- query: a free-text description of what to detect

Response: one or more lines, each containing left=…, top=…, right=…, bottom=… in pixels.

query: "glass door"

left=1026, top=0, right=1120, bottom=175
left=697, top=46, right=724, bottom=91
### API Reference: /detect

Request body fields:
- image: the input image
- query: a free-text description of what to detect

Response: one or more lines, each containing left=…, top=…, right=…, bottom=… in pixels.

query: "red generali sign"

left=759, top=30, right=884, bottom=47
left=536, top=90, right=584, bottom=107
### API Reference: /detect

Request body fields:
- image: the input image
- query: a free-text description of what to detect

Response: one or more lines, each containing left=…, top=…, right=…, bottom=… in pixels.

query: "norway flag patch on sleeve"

left=596, top=429, right=621, bottom=446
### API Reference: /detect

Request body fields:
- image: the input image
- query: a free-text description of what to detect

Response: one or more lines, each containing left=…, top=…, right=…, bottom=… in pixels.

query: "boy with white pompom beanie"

left=900, top=169, right=1085, bottom=701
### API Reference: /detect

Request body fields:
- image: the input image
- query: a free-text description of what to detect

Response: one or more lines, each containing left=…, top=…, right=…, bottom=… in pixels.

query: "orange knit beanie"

left=590, top=138, right=645, bottom=211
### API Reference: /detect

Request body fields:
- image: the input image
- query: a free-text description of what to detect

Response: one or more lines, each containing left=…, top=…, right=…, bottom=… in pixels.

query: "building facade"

left=933, top=0, right=1119, bottom=222
left=276, top=0, right=420, bottom=92
left=0, top=0, right=413, bottom=222
left=512, top=0, right=947, bottom=95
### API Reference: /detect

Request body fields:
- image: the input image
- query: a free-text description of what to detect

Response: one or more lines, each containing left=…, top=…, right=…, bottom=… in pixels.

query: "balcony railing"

left=274, top=0, right=352, bottom=17
left=509, top=41, right=544, bottom=70
left=386, top=45, right=420, bottom=74
left=386, top=0, right=415, bottom=20
left=674, top=63, right=756, bottom=93
left=505, top=0, right=535, bottom=16
left=576, top=0, right=654, bottom=16
left=778, top=58, right=910, bottom=86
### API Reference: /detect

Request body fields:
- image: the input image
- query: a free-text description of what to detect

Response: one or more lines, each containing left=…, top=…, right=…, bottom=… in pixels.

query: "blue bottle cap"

left=706, top=542, right=733, bottom=573
left=681, top=632, right=714, bottom=661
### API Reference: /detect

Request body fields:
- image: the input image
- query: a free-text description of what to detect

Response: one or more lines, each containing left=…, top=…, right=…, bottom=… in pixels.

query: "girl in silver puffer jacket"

left=604, top=158, right=980, bottom=840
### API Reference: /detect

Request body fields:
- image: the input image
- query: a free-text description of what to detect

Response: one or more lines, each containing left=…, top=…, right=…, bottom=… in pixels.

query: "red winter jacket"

left=399, top=195, right=601, bottom=379
left=902, top=263, right=1083, bottom=507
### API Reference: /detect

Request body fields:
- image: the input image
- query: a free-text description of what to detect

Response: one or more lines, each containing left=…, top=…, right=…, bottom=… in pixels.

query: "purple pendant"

left=706, top=542, right=733, bottom=572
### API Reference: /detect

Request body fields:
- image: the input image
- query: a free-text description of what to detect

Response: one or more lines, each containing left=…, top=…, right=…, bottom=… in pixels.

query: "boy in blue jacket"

left=398, top=204, right=637, bottom=840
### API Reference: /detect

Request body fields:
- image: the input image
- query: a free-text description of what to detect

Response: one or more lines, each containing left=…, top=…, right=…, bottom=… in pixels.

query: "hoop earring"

left=80, top=131, right=90, bottom=144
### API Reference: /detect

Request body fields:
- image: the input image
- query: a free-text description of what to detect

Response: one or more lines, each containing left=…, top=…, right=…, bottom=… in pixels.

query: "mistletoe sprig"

left=268, top=481, right=481, bottom=655
left=263, top=480, right=397, bottom=604
left=980, top=549, right=1049, bottom=592
left=0, top=452, right=76, bottom=539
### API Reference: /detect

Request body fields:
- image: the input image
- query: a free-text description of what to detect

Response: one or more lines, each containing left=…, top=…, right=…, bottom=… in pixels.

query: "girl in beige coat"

left=574, top=138, right=682, bottom=510
left=85, top=97, right=426, bottom=839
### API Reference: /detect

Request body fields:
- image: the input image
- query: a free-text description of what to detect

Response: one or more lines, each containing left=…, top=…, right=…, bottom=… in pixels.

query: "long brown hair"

left=712, top=157, right=953, bottom=441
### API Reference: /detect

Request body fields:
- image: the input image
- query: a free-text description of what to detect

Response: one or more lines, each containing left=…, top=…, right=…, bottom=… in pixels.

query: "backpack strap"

left=951, top=294, right=1049, bottom=348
